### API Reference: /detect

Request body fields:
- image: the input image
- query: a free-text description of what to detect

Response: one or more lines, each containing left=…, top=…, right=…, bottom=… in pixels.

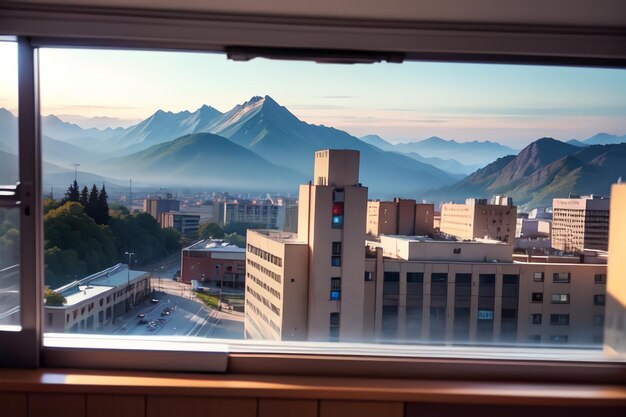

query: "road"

left=96, top=252, right=244, bottom=339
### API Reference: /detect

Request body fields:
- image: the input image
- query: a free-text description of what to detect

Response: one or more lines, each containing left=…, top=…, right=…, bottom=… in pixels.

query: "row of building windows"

left=247, top=272, right=281, bottom=301
left=531, top=292, right=605, bottom=305
left=245, top=300, right=280, bottom=336
left=246, top=285, right=281, bottom=317
left=247, top=259, right=282, bottom=284
left=247, top=244, right=283, bottom=267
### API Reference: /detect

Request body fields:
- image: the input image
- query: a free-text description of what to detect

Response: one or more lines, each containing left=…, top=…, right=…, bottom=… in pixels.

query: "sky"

left=1, top=41, right=625, bottom=147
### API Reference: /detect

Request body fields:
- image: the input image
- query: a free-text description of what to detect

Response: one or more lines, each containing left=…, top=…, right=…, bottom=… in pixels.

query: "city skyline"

left=1, top=41, right=625, bottom=147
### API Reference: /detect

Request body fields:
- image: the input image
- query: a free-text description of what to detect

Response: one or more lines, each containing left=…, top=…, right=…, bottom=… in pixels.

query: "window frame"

left=0, top=6, right=624, bottom=382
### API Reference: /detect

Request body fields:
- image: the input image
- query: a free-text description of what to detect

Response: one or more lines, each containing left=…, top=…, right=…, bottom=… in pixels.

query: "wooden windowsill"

left=0, top=369, right=625, bottom=406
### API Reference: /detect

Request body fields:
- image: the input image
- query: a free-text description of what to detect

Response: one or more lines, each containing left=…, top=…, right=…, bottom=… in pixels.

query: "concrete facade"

left=366, top=199, right=434, bottom=237
left=161, top=212, right=200, bottom=237
left=552, top=195, right=610, bottom=253
left=143, top=198, right=180, bottom=225
left=363, top=247, right=606, bottom=345
left=440, top=198, right=517, bottom=244
left=244, top=150, right=606, bottom=347
left=605, top=184, right=626, bottom=355
left=217, top=201, right=284, bottom=229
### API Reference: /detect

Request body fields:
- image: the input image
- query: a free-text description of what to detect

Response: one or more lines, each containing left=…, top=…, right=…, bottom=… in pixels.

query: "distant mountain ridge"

left=392, top=136, right=518, bottom=166
left=360, top=134, right=482, bottom=175
left=428, top=138, right=626, bottom=209
left=106, top=132, right=305, bottom=191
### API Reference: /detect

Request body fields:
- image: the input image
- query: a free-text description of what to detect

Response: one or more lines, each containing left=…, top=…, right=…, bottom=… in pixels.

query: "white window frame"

left=0, top=4, right=625, bottom=382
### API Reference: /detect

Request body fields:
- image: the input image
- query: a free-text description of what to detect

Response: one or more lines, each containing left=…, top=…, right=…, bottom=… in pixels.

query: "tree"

left=79, top=186, right=89, bottom=207
left=44, top=287, right=67, bottom=306
left=98, top=184, right=110, bottom=225
left=44, top=202, right=117, bottom=288
left=86, top=184, right=100, bottom=223
left=198, top=222, right=225, bottom=239
left=64, top=180, right=80, bottom=202
left=162, top=227, right=182, bottom=253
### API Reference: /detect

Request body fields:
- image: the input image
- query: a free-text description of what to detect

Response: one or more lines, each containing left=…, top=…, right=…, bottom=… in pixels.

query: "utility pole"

left=124, top=251, right=135, bottom=311
left=70, top=163, right=80, bottom=182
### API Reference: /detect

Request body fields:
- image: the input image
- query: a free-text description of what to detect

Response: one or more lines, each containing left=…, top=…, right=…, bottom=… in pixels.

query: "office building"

left=282, top=203, right=299, bottom=233
left=161, top=212, right=201, bottom=237
left=181, top=240, right=246, bottom=288
left=44, top=264, right=151, bottom=332
left=245, top=150, right=606, bottom=346
left=217, top=200, right=284, bottom=229
left=367, top=198, right=434, bottom=237
left=246, top=149, right=368, bottom=342
left=143, top=197, right=180, bottom=225
left=552, top=195, right=610, bottom=253
left=440, top=197, right=517, bottom=243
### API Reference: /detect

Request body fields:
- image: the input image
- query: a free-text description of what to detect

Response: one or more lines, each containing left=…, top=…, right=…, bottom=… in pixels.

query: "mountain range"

left=360, top=134, right=482, bottom=175
left=428, top=138, right=626, bottom=209
left=1, top=99, right=624, bottom=202
left=0, top=97, right=459, bottom=196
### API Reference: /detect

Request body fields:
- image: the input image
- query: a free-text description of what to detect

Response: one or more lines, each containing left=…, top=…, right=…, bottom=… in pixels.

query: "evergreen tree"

left=98, top=184, right=110, bottom=225
left=64, top=180, right=80, bottom=202
left=79, top=186, right=89, bottom=207
left=86, top=184, right=100, bottom=223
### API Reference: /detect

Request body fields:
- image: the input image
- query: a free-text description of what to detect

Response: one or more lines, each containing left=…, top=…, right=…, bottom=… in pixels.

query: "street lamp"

left=124, top=251, right=135, bottom=311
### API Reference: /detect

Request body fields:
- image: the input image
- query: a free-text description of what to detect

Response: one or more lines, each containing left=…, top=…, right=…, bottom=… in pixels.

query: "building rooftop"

left=381, top=234, right=508, bottom=245
left=162, top=211, right=201, bottom=217
left=51, top=264, right=149, bottom=307
left=185, top=239, right=246, bottom=253
left=249, top=229, right=306, bottom=244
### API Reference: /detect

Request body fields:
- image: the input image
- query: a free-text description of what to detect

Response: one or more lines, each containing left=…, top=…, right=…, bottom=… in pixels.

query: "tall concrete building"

left=246, top=149, right=367, bottom=342
left=282, top=204, right=299, bottom=233
left=367, top=198, right=434, bottom=237
left=245, top=150, right=606, bottom=346
left=551, top=195, right=610, bottom=253
left=440, top=197, right=517, bottom=243
left=143, top=197, right=180, bottom=225
left=217, top=200, right=284, bottom=229
left=160, top=212, right=200, bottom=237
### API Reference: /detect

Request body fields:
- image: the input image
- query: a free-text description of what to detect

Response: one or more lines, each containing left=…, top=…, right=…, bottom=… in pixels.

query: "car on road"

left=161, top=307, right=172, bottom=316
left=151, top=298, right=159, bottom=304
left=137, top=313, right=146, bottom=318
left=138, top=318, right=148, bottom=325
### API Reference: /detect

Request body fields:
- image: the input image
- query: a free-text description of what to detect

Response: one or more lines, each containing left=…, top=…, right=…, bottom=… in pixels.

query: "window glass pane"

left=0, top=40, right=20, bottom=327
left=37, top=46, right=626, bottom=357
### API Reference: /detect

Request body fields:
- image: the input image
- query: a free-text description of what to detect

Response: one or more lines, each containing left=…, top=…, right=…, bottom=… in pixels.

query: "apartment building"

left=143, top=197, right=180, bottom=225
left=367, top=198, right=434, bottom=237
left=160, top=212, right=201, bottom=237
left=367, top=236, right=606, bottom=345
left=551, top=195, right=610, bottom=253
left=181, top=239, right=246, bottom=288
left=246, top=149, right=368, bottom=342
left=216, top=200, right=284, bottom=229
left=245, top=150, right=606, bottom=346
left=283, top=204, right=299, bottom=233
left=44, top=264, right=151, bottom=333
left=440, top=197, right=517, bottom=243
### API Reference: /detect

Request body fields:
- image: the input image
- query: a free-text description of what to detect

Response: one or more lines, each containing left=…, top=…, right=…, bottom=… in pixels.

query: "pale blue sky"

left=1, top=42, right=625, bottom=147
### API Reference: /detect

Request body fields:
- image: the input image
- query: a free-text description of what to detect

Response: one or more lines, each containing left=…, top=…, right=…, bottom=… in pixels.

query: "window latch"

left=0, top=183, right=20, bottom=207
